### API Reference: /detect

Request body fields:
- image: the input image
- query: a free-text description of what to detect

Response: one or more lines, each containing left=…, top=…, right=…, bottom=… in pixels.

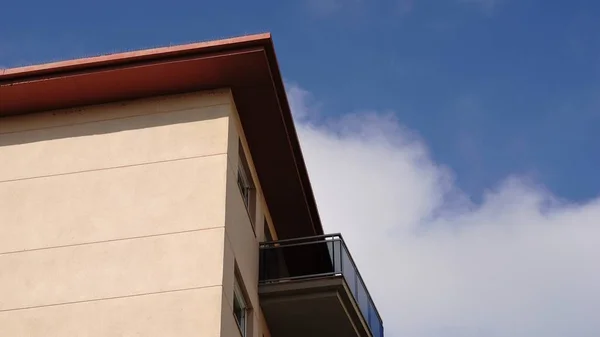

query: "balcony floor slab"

left=259, top=276, right=372, bottom=337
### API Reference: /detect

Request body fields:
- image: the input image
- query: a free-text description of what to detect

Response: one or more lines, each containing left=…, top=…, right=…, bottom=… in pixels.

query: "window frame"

left=237, top=163, right=253, bottom=208
left=233, top=272, right=250, bottom=337
left=237, top=140, right=257, bottom=232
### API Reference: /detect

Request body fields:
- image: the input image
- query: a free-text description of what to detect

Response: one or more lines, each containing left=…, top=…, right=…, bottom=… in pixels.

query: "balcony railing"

left=259, top=234, right=384, bottom=337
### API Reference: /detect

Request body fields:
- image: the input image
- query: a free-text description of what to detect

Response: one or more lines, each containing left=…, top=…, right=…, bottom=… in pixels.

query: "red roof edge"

left=0, top=33, right=272, bottom=81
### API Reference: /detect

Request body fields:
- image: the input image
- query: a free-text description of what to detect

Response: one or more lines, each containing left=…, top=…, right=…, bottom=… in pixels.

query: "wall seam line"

left=0, top=152, right=227, bottom=184
left=0, top=226, right=225, bottom=256
left=0, top=102, right=231, bottom=136
left=0, top=285, right=223, bottom=313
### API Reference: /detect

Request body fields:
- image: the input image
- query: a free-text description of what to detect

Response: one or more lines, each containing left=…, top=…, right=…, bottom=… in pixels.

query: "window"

left=237, top=164, right=252, bottom=207
left=233, top=274, right=249, bottom=336
left=237, top=140, right=257, bottom=229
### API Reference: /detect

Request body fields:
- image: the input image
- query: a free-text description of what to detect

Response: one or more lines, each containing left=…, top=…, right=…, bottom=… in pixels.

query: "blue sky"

left=3, top=1, right=600, bottom=336
left=2, top=0, right=600, bottom=202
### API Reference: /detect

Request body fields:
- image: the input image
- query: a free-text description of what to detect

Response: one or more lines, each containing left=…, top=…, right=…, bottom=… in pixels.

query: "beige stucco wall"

left=221, top=101, right=274, bottom=337
left=0, top=91, right=232, bottom=336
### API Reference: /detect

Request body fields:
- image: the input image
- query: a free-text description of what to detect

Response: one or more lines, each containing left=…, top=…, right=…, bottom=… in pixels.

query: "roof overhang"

left=0, top=33, right=323, bottom=239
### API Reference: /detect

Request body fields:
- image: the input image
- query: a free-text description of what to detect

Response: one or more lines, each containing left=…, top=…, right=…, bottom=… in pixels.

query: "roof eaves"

left=0, top=33, right=272, bottom=82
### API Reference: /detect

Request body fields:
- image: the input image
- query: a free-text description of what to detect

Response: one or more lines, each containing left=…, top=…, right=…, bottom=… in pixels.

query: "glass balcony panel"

left=260, top=234, right=383, bottom=337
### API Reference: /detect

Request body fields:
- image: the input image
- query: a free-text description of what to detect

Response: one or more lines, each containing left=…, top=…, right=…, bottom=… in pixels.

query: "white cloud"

left=286, top=84, right=319, bottom=120
left=288, top=83, right=600, bottom=337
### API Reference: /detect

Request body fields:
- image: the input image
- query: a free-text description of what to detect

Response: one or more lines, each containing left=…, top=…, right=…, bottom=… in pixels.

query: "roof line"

left=0, top=33, right=272, bottom=80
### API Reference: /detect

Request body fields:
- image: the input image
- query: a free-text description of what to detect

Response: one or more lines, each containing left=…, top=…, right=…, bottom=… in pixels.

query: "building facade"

left=0, top=34, right=383, bottom=337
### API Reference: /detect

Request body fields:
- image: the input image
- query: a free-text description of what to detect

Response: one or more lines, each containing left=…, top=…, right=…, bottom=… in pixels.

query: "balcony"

left=259, top=234, right=384, bottom=337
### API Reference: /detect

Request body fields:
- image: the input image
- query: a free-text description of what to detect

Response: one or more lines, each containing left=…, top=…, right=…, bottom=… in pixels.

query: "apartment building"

left=0, top=33, right=383, bottom=337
